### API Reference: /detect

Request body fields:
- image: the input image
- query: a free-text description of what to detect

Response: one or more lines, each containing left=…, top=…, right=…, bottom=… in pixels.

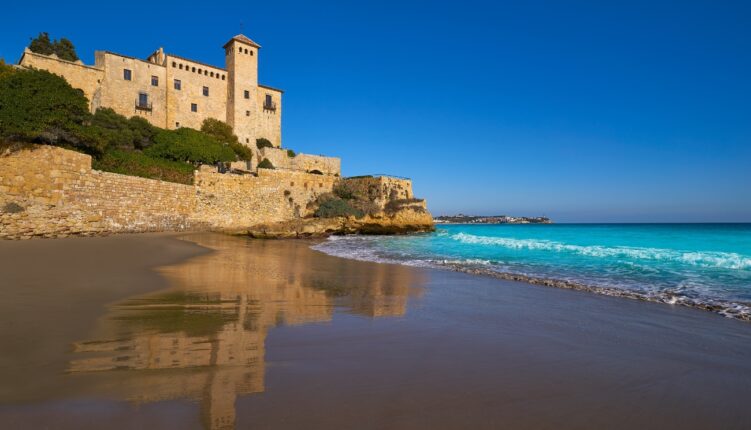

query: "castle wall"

left=0, top=145, right=339, bottom=239
left=342, top=176, right=414, bottom=210
left=257, top=147, right=341, bottom=175
left=18, top=49, right=104, bottom=112
left=95, top=52, right=168, bottom=128
left=0, top=145, right=196, bottom=239
left=164, top=55, right=228, bottom=130
left=192, top=168, right=337, bottom=230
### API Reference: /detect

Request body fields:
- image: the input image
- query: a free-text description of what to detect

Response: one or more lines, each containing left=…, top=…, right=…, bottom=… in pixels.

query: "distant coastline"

left=434, top=215, right=552, bottom=224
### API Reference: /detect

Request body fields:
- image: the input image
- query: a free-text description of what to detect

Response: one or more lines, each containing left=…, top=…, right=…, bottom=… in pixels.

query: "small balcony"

left=135, top=99, right=153, bottom=111
left=263, top=101, right=277, bottom=112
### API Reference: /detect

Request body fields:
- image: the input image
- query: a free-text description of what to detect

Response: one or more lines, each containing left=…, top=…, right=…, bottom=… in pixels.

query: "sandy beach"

left=1, top=232, right=750, bottom=430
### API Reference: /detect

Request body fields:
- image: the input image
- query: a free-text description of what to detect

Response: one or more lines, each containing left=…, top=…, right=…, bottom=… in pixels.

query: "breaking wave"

left=451, top=232, right=751, bottom=270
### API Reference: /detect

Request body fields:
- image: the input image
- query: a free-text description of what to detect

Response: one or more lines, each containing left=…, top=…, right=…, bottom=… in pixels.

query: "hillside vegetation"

left=0, top=62, right=252, bottom=184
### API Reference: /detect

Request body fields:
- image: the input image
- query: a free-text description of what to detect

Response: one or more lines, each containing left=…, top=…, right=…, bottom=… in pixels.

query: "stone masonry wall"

left=0, top=145, right=196, bottom=239
left=342, top=176, right=414, bottom=210
left=192, top=168, right=337, bottom=230
left=1, top=145, right=339, bottom=238
left=258, top=147, right=341, bottom=175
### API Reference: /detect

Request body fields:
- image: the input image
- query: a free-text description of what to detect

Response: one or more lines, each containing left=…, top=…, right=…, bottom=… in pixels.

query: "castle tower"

left=224, top=34, right=261, bottom=147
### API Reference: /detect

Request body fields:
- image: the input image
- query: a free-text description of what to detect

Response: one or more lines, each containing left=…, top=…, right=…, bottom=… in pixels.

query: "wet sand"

left=1, top=233, right=751, bottom=429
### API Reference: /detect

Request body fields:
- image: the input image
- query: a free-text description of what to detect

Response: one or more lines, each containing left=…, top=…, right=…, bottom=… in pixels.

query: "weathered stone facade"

left=17, top=33, right=282, bottom=148
left=1, top=145, right=430, bottom=239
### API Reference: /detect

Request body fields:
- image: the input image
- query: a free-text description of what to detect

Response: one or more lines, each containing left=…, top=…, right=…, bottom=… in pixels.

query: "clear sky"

left=2, top=1, right=749, bottom=222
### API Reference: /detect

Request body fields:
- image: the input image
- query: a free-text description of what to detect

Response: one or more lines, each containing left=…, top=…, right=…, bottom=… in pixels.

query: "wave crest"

left=450, top=233, right=751, bottom=270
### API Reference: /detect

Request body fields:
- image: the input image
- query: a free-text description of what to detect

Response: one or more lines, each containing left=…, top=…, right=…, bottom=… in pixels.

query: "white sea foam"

left=450, top=233, right=751, bottom=270
left=311, top=235, right=751, bottom=322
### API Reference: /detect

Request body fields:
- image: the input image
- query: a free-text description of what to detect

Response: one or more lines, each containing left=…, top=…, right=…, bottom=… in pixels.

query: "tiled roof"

left=223, top=34, right=261, bottom=49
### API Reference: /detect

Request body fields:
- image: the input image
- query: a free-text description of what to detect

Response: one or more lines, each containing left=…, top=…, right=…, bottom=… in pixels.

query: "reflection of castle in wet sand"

left=68, top=233, right=424, bottom=430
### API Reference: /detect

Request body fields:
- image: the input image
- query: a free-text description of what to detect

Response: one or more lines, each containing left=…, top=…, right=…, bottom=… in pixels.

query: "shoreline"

left=2, top=232, right=751, bottom=429
left=313, top=244, right=751, bottom=322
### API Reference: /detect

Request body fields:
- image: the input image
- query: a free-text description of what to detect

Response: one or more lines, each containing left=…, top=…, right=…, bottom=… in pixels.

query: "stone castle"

left=2, top=33, right=434, bottom=239
left=18, top=34, right=282, bottom=148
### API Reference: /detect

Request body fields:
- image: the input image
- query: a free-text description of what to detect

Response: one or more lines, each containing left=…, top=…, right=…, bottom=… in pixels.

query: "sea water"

left=313, top=224, right=751, bottom=320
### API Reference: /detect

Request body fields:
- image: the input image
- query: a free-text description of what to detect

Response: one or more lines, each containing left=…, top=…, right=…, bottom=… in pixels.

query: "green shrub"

left=286, top=149, right=296, bottom=157
left=28, top=32, right=79, bottom=62
left=0, top=59, right=15, bottom=80
left=257, top=158, right=274, bottom=169
left=200, top=118, right=252, bottom=161
left=0, top=68, right=91, bottom=149
left=314, top=194, right=364, bottom=218
left=89, top=108, right=157, bottom=151
left=93, top=150, right=194, bottom=184
left=145, top=128, right=235, bottom=165
left=333, top=181, right=359, bottom=200
left=256, top=138, right=273, bottom=149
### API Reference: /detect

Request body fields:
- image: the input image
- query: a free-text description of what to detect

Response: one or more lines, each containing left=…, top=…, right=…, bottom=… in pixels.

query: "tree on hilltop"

left=28, top=32, right=79, bottom=62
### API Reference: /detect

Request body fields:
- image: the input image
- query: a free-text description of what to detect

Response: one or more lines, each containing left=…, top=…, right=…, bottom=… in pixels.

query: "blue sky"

left=2, top=1, right=750, bottom=222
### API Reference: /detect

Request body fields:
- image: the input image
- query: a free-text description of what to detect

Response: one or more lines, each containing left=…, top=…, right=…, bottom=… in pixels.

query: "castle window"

left=192, top=66, right=196, bottom=73
left=250, top=50, right=254, bottom=56
left=222, top=75, right=226, bottom=80
left=191, top=103, right=198, bottom=112
left=239, top=47, right=242, bottom=53
left=151, top=75, right=158, bottom=86
left=245, top=138, right=249, bottom=143
left=198, top=69, right=202, bottom=75
left=137, top=92, right=149, bottom=108
left=210, top=71, right=214, bottom=77
left=244, top=90, right=250, bottom=99
left=172, top=61, right=176, bottom=67
left=179, top=64, right=183, bottom=70
left=174, top=79, right=181, bottom=90
left=246, top=111, right=250, bottom=116
left=176, top=122, right=180, bottom=127
left=203, top=86, right=209, bottom=96
left=123, top=69, right=132, bottom=80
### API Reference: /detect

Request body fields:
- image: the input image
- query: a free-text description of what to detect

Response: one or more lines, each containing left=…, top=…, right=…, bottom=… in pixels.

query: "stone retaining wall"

left=0, top=145, right=344, bottom=239
left=258, top=147, right=341, bottom=176
left=192, top=168, right=337, bottom=230
left=0, top=145, right=196, bottom=239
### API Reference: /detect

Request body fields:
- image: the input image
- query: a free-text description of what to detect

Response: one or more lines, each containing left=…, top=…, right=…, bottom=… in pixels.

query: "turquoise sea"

left=313, top=224, right=751, bottom=320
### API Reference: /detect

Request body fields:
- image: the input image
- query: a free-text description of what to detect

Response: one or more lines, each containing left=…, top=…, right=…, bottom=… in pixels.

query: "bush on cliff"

left=257, top=158, right=275, bottom=169
left=286, top=149, right=296, bottom=158
left=145, top=128, right=236, bottom=165
left=200, top=118, right=252, bottom=161
left=256, top=138, right=273, bottom=149
left=314, top=194, right=364, bottom=219
left=93, top=150, right=195, bottom=185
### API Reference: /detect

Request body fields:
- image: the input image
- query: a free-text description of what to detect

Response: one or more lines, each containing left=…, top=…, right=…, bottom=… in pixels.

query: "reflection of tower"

left=67, top=233, right=424, bottom=430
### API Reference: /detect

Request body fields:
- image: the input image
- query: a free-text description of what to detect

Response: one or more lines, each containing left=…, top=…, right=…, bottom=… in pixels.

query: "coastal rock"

left=233, top=204, right=434, bottom=239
